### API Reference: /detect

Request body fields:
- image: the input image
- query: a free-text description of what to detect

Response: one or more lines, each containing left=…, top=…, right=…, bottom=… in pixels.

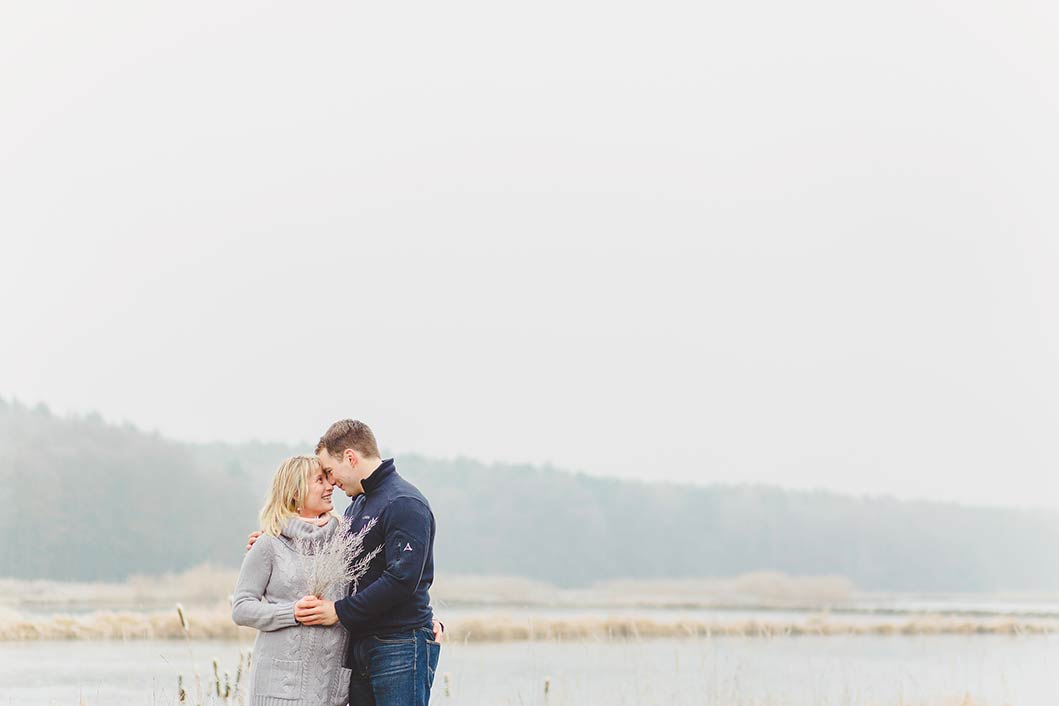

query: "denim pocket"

left=264, top=658, right=303, bottom=700
left=426, top=639, right=441, bottom=689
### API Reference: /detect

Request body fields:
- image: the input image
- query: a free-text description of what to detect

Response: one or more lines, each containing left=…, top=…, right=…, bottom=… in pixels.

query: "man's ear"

left=344, top=448, right=358, bottom=467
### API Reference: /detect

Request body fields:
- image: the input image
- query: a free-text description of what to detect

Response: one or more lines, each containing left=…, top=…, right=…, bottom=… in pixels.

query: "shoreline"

left=1, top=608, right=1055, bottom=642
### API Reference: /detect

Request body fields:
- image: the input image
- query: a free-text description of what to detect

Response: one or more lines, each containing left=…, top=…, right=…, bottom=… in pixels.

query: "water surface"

left=1, top=634, right=1054, bottom=706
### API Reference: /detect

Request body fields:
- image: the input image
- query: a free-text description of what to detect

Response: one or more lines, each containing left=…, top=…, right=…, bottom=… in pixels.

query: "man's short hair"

left=316, top=419, right=381, bottom=459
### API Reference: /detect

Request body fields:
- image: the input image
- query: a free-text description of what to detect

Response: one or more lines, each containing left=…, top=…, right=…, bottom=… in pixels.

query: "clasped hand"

left=294, top=596, right=338, bottom=626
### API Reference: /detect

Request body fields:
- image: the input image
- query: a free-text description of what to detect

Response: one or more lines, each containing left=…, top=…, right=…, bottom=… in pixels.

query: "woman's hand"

left=433, top=619, right=445, bottom=642
left=294, top=595, right=339, bottom=626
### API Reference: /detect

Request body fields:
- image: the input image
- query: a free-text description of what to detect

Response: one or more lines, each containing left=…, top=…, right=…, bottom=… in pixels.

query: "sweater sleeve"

left=334, top=496, right=432, bottom=631
left=231, top=536, right=298, bottom=631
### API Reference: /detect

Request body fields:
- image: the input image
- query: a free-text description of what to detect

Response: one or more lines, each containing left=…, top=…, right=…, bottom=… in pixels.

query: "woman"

left=232, top=455, right=350, bottom=706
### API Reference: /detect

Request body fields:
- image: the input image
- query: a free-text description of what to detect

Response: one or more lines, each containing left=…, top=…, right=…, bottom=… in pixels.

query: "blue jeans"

left=348, top=626, right=440, bottom=706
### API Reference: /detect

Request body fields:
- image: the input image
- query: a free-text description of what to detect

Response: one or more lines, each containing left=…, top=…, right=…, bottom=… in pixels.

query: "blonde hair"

left=260, top=455, right=330, bottom=536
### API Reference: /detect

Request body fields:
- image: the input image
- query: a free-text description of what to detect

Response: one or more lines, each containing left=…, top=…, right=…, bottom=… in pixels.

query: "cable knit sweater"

left=231, top=516, right=350, bottom=706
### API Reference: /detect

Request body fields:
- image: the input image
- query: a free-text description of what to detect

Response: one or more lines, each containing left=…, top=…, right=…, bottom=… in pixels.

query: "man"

left=295, top=419, right=441, bottom=706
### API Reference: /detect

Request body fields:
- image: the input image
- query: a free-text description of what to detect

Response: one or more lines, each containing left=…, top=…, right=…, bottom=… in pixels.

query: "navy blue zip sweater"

left=335, top=459, right=435, bottom=643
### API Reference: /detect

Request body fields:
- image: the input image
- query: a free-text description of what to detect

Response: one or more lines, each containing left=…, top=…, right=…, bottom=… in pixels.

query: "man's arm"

left=334, top=495, right=432, bottom=629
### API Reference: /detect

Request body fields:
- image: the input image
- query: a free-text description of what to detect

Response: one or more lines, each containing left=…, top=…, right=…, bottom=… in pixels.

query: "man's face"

left=316, top=448, right=360, bottom=498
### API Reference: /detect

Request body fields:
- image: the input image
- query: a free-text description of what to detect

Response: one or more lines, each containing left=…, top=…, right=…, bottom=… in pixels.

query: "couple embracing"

left=232, top=419, right=443, bottom=706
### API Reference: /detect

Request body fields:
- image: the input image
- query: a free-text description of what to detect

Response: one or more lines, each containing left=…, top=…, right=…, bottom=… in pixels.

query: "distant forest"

left=2, top=398, right=1058, bottom=591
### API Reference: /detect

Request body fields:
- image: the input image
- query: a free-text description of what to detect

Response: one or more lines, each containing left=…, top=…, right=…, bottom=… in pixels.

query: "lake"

left=1, top=633, right=1054, bottom=706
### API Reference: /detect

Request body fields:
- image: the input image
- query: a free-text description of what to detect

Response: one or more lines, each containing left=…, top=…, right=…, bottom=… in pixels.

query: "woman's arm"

left=231, top=536, right=298, bottom=631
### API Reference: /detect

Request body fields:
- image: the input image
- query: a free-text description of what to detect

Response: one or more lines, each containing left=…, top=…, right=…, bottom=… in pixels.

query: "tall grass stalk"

left=176, top=603, right=204, bottom=705
left=173, top=604, right=247, bottom=705
left=296, top=516, right=382, bottom=598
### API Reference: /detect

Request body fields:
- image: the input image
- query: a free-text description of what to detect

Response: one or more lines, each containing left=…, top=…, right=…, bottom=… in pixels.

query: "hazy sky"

left=3, top=1, right=1059, bottom=509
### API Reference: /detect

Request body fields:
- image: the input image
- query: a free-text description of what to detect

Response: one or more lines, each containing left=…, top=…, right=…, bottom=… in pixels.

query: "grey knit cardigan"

left=231, top=516, right=350, bottom=706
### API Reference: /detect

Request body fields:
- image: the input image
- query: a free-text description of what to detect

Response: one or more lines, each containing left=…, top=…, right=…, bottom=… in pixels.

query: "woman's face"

left=299, top=467, right=334, bottom=517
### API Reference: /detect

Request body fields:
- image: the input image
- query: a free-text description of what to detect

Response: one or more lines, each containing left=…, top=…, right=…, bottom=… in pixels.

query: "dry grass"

left=0, top=605, right=251, bottom=640
left=0, top=565, right=240, bottom=610
left=3, top=567, right=1055, bottom=646
left=0, top=605, right=1053, bottom=642
left=444, top=615, right=1056, bottom=642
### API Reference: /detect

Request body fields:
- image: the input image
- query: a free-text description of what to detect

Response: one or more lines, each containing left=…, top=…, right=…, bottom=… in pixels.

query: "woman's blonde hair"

left=260, top=455, right=331, bottom=536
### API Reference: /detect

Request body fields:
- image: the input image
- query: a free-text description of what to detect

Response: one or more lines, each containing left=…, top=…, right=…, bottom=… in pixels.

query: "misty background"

left=7, top=5, right=1059, bottom=706
left=5, top=398, right=1059, bottom=592
left=3, top=0, right=1059, bottom=542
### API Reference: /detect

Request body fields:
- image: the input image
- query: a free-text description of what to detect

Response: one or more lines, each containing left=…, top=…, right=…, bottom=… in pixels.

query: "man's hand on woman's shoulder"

left=246, top=530, right=263, bottom=552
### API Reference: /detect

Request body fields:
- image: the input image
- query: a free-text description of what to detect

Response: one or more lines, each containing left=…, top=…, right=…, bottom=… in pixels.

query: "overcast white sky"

left=3, top=0, right=1059, bottom=509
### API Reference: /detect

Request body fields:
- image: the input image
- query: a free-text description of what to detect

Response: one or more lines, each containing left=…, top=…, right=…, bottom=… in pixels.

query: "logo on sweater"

left=403, top=543, right=413, bottom=552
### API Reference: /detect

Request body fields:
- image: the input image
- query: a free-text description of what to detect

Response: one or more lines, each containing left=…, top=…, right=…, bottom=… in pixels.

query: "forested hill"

left=2, top=398, right=1058, bottom=591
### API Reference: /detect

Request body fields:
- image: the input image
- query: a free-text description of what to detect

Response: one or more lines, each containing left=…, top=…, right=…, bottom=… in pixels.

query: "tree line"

left=2, top=398, right=1057, bottom=591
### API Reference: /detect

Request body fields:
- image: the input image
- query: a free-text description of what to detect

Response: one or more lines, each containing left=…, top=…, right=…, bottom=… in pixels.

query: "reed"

left=296, top=516, right=382, bottom=599
left=2, top=606, right=1053, bottom=642
left=173, top=604, right=248, bottom=706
